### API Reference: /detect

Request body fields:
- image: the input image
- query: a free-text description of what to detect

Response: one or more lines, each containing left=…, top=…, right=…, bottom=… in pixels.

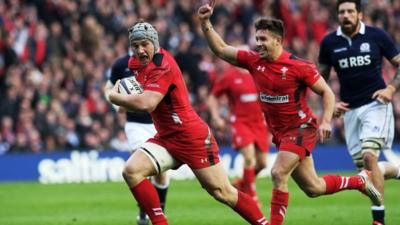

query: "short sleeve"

left=318, top=37, right=332, bottom=66
left=109, top=59, right=128, bottom=84
left=237, top=50, right=259, bottom=71
left=298, top=63, right=321, bottom=87
left=143, top=66, right=173, bottom=95
left=237, top=50, right=250, bottom=69
left=110, top=56, right=129, bottom=84
left=375, top=28, right=399, bottom=60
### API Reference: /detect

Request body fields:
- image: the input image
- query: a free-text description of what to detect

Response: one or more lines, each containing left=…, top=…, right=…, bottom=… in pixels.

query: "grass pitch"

left=0, top=177, right=399, bottom=225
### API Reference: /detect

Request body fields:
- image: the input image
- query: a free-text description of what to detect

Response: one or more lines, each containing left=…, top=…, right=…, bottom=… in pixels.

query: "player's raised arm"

left=198, top=2, right=239, bottom=66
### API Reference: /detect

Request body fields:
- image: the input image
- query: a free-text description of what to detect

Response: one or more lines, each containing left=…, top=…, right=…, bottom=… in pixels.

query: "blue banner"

left=0, top=145, right=399, bottom=183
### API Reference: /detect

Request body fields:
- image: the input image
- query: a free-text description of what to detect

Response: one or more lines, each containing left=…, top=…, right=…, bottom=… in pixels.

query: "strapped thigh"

left=138, top=142, right=180, bottom=174
left=361, top=138, right=383, bottom=157
left=352, top=138, right=384, bottom=170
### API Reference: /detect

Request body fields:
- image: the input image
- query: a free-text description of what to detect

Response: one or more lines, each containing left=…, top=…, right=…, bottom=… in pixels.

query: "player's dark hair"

left=336, top=0, right=361, bottom=13
left=254, top=18, right=284, bottom=40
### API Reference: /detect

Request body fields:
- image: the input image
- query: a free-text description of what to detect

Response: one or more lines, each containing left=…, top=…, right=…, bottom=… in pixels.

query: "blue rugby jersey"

left=108, top=54, right=153, bottom=124
left=319, top=22, right=399, bottom=108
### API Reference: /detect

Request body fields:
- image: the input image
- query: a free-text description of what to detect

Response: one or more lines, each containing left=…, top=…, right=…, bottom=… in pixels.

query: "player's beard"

left=340, top=17, right=359, bottom=36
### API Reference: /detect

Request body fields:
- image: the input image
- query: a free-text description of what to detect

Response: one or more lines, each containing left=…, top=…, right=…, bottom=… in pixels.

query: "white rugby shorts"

left=124, top=122, right=157, bottom=151
left=344, top=100, right=394, bottom=157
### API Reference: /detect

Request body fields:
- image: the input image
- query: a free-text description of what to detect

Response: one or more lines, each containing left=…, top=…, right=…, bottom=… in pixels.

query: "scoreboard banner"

left=0, top=145, right=399, bottom=183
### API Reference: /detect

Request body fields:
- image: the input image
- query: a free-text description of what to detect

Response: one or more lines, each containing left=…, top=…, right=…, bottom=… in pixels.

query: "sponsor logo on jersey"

left=313, top=70, right=320, bottom=78
left=360, top=43, right=370, bottom=53
left=338, top=55, right=371, bottom=69
left=259, top=93, right=289, bottom=103
left=240, top=93, right=258, bottom=102
left=234, top=78, right=243, bottom=84
left=334, top=47, right=348, bottom=53
left=147, top=83, right=160, bottom=88
left=298, top=110, right=306, bottom=119
left=372, top=125, right=380, bottom=133
left=257, top=65, right=266, bottom=72
left=171, top=112, right=182, bottom=124
left=280, top=67, right=288, bottom=80
left=200, top=158, right=208, bottom=164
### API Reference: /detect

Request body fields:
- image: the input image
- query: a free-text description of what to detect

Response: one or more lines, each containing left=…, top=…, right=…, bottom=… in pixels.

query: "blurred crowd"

left=0, top=0, right=399, bottom=154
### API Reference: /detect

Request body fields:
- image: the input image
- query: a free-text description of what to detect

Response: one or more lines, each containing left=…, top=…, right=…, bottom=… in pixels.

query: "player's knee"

left=243, top=156, right=255, bottom=167
left=362, top=152, right=378, bottom=167
left=361, top=138, right=382, bottom=164
left=241, top=151, right=255, bottom=166
left=204, top=184, right=234, bottom=204
left=271, top=167, right=287, bottom=185
left=122, top=164, right=145, bottom=184
left=122, top=165, right=134, bottom=180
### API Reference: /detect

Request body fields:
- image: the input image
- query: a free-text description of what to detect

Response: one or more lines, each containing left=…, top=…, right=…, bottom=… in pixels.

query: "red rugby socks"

left=129, top=179, right=168, bottom=225
left=322, top=174, right=364, bottom=194
left=270, top=188, right=288, bottom=225
left=234, top=191, right=269, bottom=225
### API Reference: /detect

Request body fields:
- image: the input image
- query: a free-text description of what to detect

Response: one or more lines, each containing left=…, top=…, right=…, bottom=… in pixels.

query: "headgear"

left=128, top=22, right=159, bottom=52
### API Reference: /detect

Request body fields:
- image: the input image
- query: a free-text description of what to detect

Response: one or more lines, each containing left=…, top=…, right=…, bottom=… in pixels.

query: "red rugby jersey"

left=128, top=48, right=209, bottom=138
left=237, top=50, right=320, bottom=136
left=211, top=65, right=265, bottom=123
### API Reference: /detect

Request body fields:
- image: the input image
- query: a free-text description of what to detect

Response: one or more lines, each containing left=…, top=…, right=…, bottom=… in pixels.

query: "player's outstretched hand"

left=318, top=121, right=332, bottom=143
left=333, top=101, right=349, bottom=118
left=372, top=85, right=395, bottom=104
left=198, top=0, right=215, bottom=20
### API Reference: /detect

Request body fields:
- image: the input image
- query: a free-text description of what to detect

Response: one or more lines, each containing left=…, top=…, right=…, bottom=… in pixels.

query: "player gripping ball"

left=118, top=77, right=143, bottom=95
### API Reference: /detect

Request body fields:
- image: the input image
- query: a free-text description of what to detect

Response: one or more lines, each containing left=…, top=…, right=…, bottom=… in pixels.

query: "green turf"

left=0, top=177, right=399, bottom=225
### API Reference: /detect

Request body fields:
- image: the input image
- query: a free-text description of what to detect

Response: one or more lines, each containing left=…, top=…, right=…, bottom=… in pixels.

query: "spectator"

left=0, top=0, right=398, bottom=154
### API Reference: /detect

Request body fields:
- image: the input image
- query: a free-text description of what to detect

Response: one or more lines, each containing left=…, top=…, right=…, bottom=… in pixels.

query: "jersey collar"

left=336, top=22, right=365, bottom=46
left=336, top=21, right=366, bottom=37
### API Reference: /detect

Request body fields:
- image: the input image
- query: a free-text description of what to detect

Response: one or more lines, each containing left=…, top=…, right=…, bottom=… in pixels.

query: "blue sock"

left=154, top=182, right=169, bottom=211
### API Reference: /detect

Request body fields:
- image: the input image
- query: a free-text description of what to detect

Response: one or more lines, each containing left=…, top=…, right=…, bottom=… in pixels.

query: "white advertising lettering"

left=338, top=55, right=371, bottom=69
left=259, top=93, right=289, bottom=103
left=240, top=94, right=258, bottom=102
left=38, top=151, right=125, bottom=184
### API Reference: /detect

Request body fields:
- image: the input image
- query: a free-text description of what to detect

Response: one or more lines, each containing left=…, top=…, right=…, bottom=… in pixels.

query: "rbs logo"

left=338, top=55, right=371, bottom=69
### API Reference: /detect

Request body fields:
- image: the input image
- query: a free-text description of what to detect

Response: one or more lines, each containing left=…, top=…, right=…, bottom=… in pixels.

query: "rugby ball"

left=118, top=77, right=143, bottom=95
